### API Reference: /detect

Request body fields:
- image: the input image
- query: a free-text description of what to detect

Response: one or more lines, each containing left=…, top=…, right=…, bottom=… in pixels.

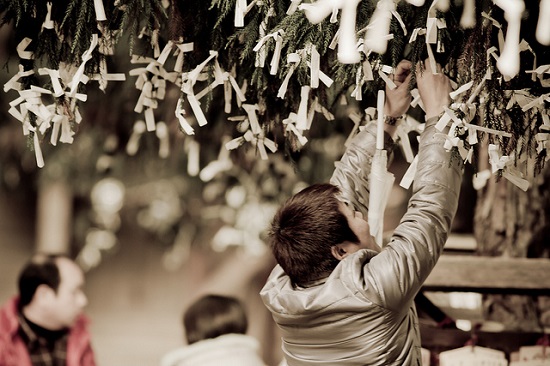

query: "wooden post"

left=36, top=180, right=73, bottom=254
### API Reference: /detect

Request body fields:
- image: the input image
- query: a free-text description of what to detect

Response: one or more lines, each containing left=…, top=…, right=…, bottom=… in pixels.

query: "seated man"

left=260, top=60, right=463, bottom=365
left=0, top=253, right=96, bottom=366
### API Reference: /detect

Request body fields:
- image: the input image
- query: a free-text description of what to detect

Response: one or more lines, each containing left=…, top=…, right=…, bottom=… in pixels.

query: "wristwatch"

left=384, top=115, right=402, bottom=126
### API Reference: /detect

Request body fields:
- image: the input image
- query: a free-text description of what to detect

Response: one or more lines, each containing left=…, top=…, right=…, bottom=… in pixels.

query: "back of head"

left=268, top=183, right=359, bottom=286
left=183, top=294, right=248, bottom=345
left=17, top=253, right=69, bottom=308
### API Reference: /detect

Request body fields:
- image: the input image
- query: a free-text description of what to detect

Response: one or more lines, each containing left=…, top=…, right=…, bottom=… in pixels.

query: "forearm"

left=388, top=117, right=463, bottom=298
left=366, top=115, right=463, bottom=311
left=330, top=122, right=397, bottom=215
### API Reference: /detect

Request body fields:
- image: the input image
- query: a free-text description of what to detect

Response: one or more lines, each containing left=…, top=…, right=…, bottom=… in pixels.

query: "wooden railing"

left=424, top=255, right=550, bottom=296
left=420, top=254, right=550, bottom=356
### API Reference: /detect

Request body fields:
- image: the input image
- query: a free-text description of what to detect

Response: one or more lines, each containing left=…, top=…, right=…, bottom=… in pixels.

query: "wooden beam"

left=423, top=255, right=550, bottom=296
left=420, top=324, right=544, bottom=355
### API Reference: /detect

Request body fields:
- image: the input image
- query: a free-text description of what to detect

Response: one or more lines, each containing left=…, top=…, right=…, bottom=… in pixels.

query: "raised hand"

left=384, top=60, right=413, bottom=118
left=415, top=60, right=452, bottom=120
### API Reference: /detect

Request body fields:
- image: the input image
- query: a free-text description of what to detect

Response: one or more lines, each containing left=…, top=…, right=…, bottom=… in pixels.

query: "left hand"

left=384, top=60, right=413, bottom=118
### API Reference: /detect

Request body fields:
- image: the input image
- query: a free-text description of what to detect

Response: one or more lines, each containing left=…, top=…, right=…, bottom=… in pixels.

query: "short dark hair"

left=17, top=253, right=69, bottom=307
left=183, top=295, right=248, bottom=345
left=268, top=183, right=359, bottom=286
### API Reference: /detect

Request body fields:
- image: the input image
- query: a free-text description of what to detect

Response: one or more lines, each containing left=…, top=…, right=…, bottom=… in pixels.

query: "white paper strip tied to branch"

left=255, top=6, right=275, bottom=68
left=277, top=52, right=301, bottom=98
left=309, top=44, right=320, bottom=88
left=253, top=29, right=285, bottom=73
left=8, top=90, right=51, bottom=167
left=405, top=0, right=425, bottom=5
left=130, top=43, right=190, bottom=132
left=300, top=0, right=361, bottom=63
left=89, top=28, right=126, bottom=91
left=526, top=65, right=550, bottom=88
left=535, top=114, right=550, bottom=159
left=344, top=110, right=364, bottom=147
left=283, top=112, right=308, bottom=147
left=488, top=143, right=530, bottom=191
left=235, top=0, right=248, bottom=27
left=425, top=1, right=448, bottom=72
left=337, top=0, right=361, bottom=63
left=482, top=12, right=505, bottom=53
left=460, top=0, right=476, bottom=28
left=296, top=86, right=310, bottom=130
left=242, top=103, right=261, bottom=134
left=516, top=40, right=538, bottom=82
left=396, top=115, right=420, bottom=163
left=49, top=108, right=70, bottom=146
left=29, top=126, right=45, bottom=168
left=442, top=124, right=472, bottom=163
left=69, top=34, right=99, bottom=98
left=4, top=65, right=33, bottom=93
left=90, top=58, right=126, bottom=92
left=520, top=92, right=550, bottom=112
left=43, top=2, right=54, bottom=29
left=277, top=47, right=333, bottom=99
left=38, top=68, right=65, bottom=97
left=94, top=0, right=107, bottom=21
left=287, top=0, right=302, bottom=15
left=195, top=59, right=226, bottom=100
left=16, top=37, right=33, bottom=60
left=223, top=70, right=247, bottom=114
left=225, top=129, right=277, bottom=160
left=537, top=0, right=550, bottom=45
left=175, top=97, right=194, bottom=135
left=364, top=0, right=394, bottom=56
left=180, top=51, right=219, bottom=128
left=506, top=89, right=550, bottom=112
left=378, top=64, right=398, bottom=90
left=494, top=0, right=525, bottom=79
left=174, top=42, right=194, bottom=73
left=351, top=64, right=365, bottom=101
left=399, top=154, right=418, bottom=189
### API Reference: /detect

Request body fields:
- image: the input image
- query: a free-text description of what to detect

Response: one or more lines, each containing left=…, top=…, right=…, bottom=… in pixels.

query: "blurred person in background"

left=261, top=60, right=463, bottom=365
left=161, top=294, right=266, bottom=366
left=0, top=253, right=96, bottom=366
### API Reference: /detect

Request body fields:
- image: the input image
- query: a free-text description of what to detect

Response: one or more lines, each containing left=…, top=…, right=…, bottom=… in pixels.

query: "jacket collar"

left=0, top=297, right=22, bottom=338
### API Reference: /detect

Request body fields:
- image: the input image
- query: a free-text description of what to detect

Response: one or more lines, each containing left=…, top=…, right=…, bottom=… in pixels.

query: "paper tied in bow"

left=488, top=143, right=530, bottom=191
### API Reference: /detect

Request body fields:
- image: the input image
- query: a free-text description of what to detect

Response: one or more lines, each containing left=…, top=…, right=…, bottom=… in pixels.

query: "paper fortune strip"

left=494, top=0, right=525, bottom=78
left=301, top=0, right=361, bottom=63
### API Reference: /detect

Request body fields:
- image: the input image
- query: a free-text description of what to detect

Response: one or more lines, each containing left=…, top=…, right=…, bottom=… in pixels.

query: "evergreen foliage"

left=0, top=0, right=548, bottom=181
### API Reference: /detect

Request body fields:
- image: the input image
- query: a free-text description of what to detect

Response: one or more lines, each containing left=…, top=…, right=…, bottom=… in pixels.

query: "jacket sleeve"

left=363, top=117, right=464, bottom=312
left=329, top=122, right=397, bottom=217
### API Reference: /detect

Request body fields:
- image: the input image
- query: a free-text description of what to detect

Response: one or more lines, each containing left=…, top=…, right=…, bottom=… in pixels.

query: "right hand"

left=416, top=59, right=452, bottom=120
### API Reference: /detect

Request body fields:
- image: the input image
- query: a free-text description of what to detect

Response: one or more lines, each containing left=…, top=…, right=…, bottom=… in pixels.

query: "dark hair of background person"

left=17, top=253, right=69, bottom=308
left=183, top=295, right=248, bottom=345
left=268, top=183, right=359, bottom=286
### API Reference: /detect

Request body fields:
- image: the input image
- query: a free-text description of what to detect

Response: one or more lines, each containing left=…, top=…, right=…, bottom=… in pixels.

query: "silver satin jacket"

left=261, top=118, right=464, bottom=365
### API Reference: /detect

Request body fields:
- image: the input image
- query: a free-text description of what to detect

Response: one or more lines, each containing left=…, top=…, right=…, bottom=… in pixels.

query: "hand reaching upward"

left=384, top=60, right=413, bottom=118
left=416, top=60, right=452, bottom=120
